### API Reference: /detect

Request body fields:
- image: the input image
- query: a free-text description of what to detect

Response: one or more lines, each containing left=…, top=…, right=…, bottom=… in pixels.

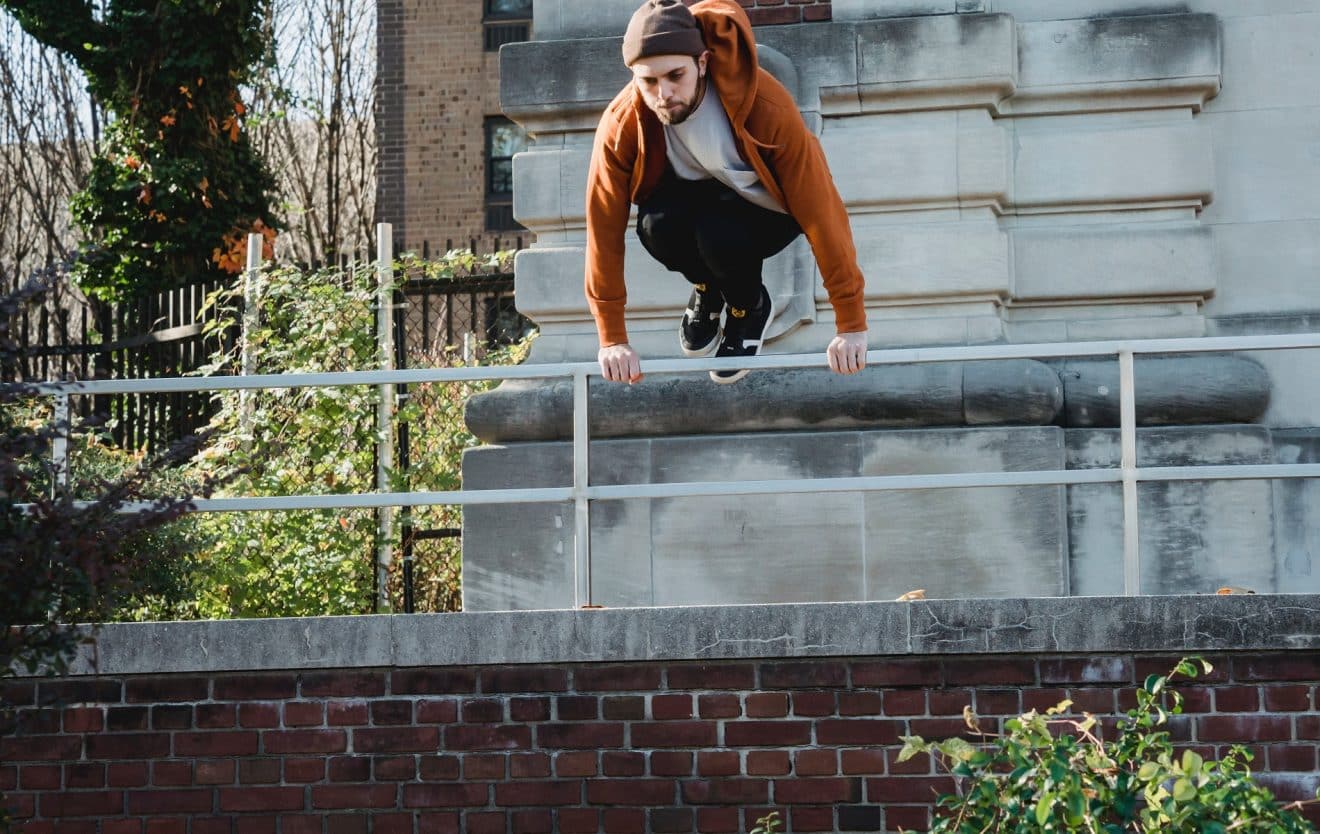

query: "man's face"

left=630, top=52, right=707, bottom=125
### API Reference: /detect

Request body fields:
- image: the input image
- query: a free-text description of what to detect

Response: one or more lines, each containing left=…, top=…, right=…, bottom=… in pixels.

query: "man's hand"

left=598, top=343, right=643, bottom=383
left=827, top=330, right=868, bottom=375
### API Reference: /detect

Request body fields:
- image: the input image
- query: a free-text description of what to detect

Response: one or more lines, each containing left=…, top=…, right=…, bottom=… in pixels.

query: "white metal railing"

left=8, top=331, right=1320, bottom=607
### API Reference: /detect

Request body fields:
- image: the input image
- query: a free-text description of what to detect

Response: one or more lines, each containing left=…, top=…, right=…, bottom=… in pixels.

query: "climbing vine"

left=0, top=0, right=278, bottom=300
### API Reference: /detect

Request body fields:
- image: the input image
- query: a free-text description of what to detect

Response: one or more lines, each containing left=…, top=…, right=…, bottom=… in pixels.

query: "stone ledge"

left=37, top=595, right=1320, bottom=678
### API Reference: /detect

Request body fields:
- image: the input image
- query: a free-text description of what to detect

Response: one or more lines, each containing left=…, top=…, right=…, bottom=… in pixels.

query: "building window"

left=486, top=116, right=529, bottom=231
left=484, top=0, right=532, bottom=52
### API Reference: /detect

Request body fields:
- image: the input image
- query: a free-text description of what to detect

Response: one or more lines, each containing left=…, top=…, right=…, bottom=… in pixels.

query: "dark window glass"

left=483, top=0, right=531, bottom=51
left=485, top=0, right=532, bottom=17
left=486, top=117, right=529, bottom=231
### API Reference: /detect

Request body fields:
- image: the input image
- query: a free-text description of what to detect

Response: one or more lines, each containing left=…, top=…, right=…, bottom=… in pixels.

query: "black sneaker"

left=710, top=286, right=774, bottom=384
left=680, top=283, right=723, bottom=357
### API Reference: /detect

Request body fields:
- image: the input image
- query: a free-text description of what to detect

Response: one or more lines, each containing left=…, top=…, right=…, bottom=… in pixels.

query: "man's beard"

left=654, top=97, right=695, bottom=125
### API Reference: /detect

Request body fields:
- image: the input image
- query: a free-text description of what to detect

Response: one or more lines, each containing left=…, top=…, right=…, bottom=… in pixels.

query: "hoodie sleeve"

left=584, top=98, right=638, bottom=348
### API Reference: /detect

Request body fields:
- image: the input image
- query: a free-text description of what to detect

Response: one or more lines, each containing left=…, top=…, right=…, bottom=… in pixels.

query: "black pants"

left=636, top=173, right=802, bottom=311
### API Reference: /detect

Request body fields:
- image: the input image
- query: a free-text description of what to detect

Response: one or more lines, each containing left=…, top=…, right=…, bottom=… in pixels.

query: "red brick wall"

left=5, top=652, right=1317, bottom=833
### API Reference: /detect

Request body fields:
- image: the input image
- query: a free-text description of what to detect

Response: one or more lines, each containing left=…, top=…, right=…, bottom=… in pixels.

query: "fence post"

left=376, top=224, right=396, bottom=614
left=572, top=368, right=592, bottom=608
left=1119, top=349, right=1140, bottom=595
left=240, top=233, right=263, bottom=436
left=51, top=393, right=70, bottom=496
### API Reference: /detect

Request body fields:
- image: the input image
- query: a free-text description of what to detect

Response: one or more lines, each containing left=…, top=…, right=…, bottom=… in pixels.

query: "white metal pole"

left=1119, top=349, right=1140, bottom=596
left=375, top=224, right=396, bottom=613
left=240, top=233, right=263, bottom=435
left=51, top=393, right=70, bottom=495
left=572, top=369, right=592, bottom=607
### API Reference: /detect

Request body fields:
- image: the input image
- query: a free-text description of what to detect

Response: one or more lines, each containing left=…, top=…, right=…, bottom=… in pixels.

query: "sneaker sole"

left=710, top=293, right=774, bottom=384
left=680, top=330, right=721, bottom=358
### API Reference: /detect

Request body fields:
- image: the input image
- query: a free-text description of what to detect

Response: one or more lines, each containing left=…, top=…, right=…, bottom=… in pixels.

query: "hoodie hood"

left=691, top=0, right=760, bottom=132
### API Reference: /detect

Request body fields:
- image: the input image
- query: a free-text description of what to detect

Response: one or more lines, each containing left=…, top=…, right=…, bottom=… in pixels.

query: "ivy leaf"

left=1173, top=779, right=1196, bottom=802
left=1035, top=792, right=1054, bottom=826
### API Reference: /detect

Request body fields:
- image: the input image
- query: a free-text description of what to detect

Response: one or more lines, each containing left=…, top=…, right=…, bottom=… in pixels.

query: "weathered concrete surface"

left=1270, top=428, right=1320, bottom=595
left=34, top=595, right=1320, bottom=678
left=463, top=427, right=1067, bottom=609
left=466, top=360, right=1063, bottom=442
left=1058, top=354, right=1270, bottom=428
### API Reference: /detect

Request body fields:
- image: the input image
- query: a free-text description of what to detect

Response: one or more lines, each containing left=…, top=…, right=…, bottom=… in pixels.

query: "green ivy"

left=899, top=658, right=1318, bottom=833
left=1, top=0, right=277, bottom=300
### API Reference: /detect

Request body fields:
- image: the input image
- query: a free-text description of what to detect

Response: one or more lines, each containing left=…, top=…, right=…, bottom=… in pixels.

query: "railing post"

left=376, top=224, right=396, bottom=613
left=1119, top=349, right=1140, bottom=595
left=51, top=392, right=70, bottom=496
left=240, top=233, right=263, bottom=436
left=572, top=368, right=592, bottom=608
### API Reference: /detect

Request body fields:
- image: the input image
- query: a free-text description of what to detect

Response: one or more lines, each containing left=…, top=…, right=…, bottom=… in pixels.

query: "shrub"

left=899, top=658, right=1317, bottom=833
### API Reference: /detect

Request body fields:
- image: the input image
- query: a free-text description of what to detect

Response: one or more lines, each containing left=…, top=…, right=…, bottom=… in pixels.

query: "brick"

left=1269, top=744, right=1317, bottom=771
left=417, top=812, right=462, bottom=834
left=909, top=717, right=997, bottom=741
left=4, top=791, right=34, bottom=820
left=64, top=763, right=104, bottom=789
left=698, top=694, right=740, bottom=719
left=403, top=783, right=490, bottom=807
left=281, top=819, right=322, bottom=834
left=213, top=674, right=297, bottom=701
left=602, top=751, right=646, bottom=776
left=374, top=815, right=413, bottom=834
left=667, top=663, right=756, bottom=691
left=240, top=758, right=283, bottom=784
left=37, top=680, right=121, bottom=706
left=745, top=693, right=789, bottom=718
left=652, top=693, right=694, bottom=720
left=0, top=764, right=12, bottom=791
left=789, top=806, right=834, bottom=832
left=776, top=776, right=860, bottom=804
left=866, top=776, right=957, bottom=803
left=838, top=805, right=882, bottom=831
left=219, top=786, right=306, bottom=812
left=196, top=703, right=237, bottom=729
left=1134, top=656, right=1228, bottom=683
left=153, top=760, right=192, bottom=786
left=151, top=705, right=192, bottom=730
left=417, top=700, right=458, bottom=724
left=511, top=809, right=554, bottom=834
left=633, top=721, right=717, bottom=748
left=1022, top=688, right=1070, bottom=713
left=725, top=720, right=811, bottom=746
left=511, top=697, right=551, bottom=722
left=840, top=748, right=887, bottom=775
left=574, top=665, right=662, bottom=692
left=357, top=726, right=442, bottom=753
left=944, top=659, right=1036, bottom=686
left=373, top=756, right=415, bottom=781
left=746, top=5, right=799, bottom=24
left=974, top=689, right=1021, bottom=716
left=650, top=808, right=695, bottom=833
left=327, top=701, right=371, bottom=726
left=391, top=670, right=476, bottom=695
left=746, top=750, right=790, bottom=776
left=465, top=811, right=507, bottom=834
left=329, top=756, right=372, bottom=782
left=239, top=703, right=281, bottom=728
left=651, top=751, right=694, bottom=777
left=816, top=719, right=901, bottom=746
left=537, top=722, right=623, bottom=749
left=481, top=668, right=568, bottom=694
left=1199, top=715, right=1292, bottom=742
left=1, top=681, right=35, bottom=707
left=19, top=764, right=60, bottom=790
left=86, top=732, right=170, bottom=759
left=62, top=707, right=104, bottom=733
left=464, top=754, right=506, bottom=779
left=14, top=708, right=61, bottom=735
left=311, top=784, right=398, bottom=809
left=838, top=692, right=884, bottom=716
left=496, top=780, right=582, bottom=806
left=682, top=778, right=769, bottom=805
left=103, top=821, right=142, bottom=834
left=795, top=749, right=838, bottom=776
left=420, top=755, right=461, bottom=781
left=555, top=751, right=598, bottom=778
left=760, top=662, right=848, bottom=689
left=297, top=672, right=387, bottom=698
left=1039, top=657, right=1132, bottom=685
left=325, top=816, right=367, bottom=834
left=192, top=820, right=230, bottom=834
left=885, top=748, right=934, bottom=776
left=602, top=808, right=646, bottom=833
left=879, top=689, right=923, bottom=716
left=196, top=759, right=236, bottom=785
left=445, top=724, right=529, bottom=751
left=555, top=696, right=598, bottom=721
left=789, top=691, right=835, bottom=717
left=602, top=696, right=646, bottom=721
left=885, top=806, right=930, bottom=832
left=927, top=689, right=974, bottom=715
left=696, top=806, right=741, bottom=832
left=558, top=808, right=601, bottom=834
left=106, top=762, right=148, bottom=787
left=1233, top=655, right=1320, bottom=682
left=1, top=734, right=81, bottom=762
left=1067, top=688, right=1113, bottom=715
left=262, top=729, right=347, bottom=755
left=373, top=699, right=415, bottom=725
left=174, top=731, right=259, bottom=757
left=1215, top=686, right=1260, bottom=712
left=283, top=702, right=324, bottom=727
left=511, top=752, right=552, bottom=778
left=698, top=751, right=741, bottom=777
left=106, top=706, right=150, bottom=732
left=852, top=660, right=941, bottom=688
left=144, top=821, right=187, bottom=834
left=125, top=789, right=213, bottom=814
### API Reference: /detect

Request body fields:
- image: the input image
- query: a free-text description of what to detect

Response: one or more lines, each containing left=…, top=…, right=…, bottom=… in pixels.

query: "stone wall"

left=4, top=598, right=1320, bottom=832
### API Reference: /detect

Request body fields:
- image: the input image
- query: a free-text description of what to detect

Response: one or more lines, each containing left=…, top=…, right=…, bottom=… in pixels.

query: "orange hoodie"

left=584, top=0, right=867, bottom=348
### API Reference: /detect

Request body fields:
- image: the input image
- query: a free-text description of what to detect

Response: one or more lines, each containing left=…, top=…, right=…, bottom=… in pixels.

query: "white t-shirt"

left=664, top=84, right=787, bottom=215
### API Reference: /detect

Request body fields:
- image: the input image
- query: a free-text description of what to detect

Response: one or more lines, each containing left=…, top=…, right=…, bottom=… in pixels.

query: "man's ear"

left=697, top=50, right=710, bottom=77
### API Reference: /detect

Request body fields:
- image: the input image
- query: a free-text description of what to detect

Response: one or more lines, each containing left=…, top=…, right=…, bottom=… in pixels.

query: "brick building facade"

left=374, top=0, right=833, bottom=256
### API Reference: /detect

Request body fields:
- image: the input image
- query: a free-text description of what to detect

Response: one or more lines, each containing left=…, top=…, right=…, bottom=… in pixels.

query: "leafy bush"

left=899, top=658, right=1317, bottom=833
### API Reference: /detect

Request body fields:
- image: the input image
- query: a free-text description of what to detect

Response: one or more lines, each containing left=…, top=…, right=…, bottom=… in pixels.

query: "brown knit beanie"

left=622, top=0, right=706, bottom=66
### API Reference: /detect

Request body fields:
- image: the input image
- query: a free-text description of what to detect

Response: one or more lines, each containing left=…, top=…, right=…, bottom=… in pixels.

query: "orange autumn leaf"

left=160, top=114, right=176, bottom=127
left=137, top=185, right=152, bottom=205
left=123, top=155, right=141, bottom=170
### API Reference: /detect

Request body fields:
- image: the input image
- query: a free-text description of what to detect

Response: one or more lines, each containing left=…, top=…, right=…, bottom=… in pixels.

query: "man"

left=586, top=0, right=869, bottom=384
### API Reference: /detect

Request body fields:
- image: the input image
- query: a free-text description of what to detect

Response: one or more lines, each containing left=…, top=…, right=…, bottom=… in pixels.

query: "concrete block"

left=984, top=1, right=1319, bottom=20
left=754, top=23, right=860, bottom=112
left=848, top=216, right=1010, bottom=301
left=1066, top=425, right=1277, bottom=596
left=1212, top=12, right=1320, bottom=113
left=646, top=601, right=911, bottom=659
left=1011, top=120, right=1214, bottom=213
left=532, top=0, right=635, bottom=41
left=1058, top=355, right=1270, bottom=428
left=833, top=0, right=963, bottom=19
left=500, top=38, right=630, bottom=132
left=1199, top=108, right=1320, bottom=226
left=1270, top=429, right=1320, bottom=595
left=1206, top=221, right=1320, bottom=317
left=1012, top=224, right=1215, bottom=301
left=860, top=427, right=1067, bottom=600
